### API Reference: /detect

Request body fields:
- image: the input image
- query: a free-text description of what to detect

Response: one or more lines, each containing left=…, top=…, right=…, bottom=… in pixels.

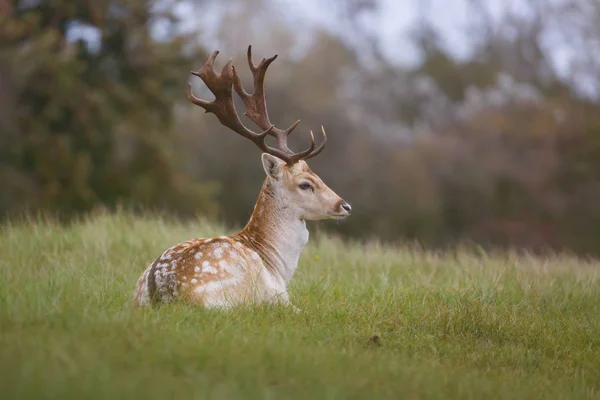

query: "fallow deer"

left=133, top=46, right=351, bottom=309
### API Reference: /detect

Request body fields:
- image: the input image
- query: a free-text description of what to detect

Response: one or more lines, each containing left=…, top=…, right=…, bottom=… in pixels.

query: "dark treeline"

left=2, top=0, right=600, bottom=256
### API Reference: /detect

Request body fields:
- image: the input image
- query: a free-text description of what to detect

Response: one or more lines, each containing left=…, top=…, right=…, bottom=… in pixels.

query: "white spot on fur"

left=251, top=252, right=261, bottom=261
left=194, top=280, right=224, bottom=294
left=191, top=278, right=197, bottom=284
left=202, top=261, right=217, bottom=274
left=222, top=243, right=231, bottom=249
left=205, top=265, right=218, bottom=274
left=194, top=266, right=200, bottom=272
left=218, top=259, right=241, bottom=275
left=194, top=274, right=242, bottom=295
left=214, top=247, right=223, bottom=258
left=194, top=252, right=204, bottom=259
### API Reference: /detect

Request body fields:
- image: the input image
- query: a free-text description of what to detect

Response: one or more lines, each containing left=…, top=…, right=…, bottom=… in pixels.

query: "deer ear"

left=261, top=153, right=284, bottom=180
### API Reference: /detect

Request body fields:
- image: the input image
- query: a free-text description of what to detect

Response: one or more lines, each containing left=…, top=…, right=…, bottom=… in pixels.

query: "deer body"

left=133, top=46, right=351, bottom=309
left=133, top=234, right=292, bottom=308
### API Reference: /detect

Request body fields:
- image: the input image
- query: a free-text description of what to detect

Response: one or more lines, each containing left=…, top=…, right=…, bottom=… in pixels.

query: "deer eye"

left=299, top=182, right=313, bottom=191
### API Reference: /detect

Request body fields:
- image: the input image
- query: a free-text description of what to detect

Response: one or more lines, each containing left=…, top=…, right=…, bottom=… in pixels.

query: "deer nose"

left=340, top=201, right=352, bottom=214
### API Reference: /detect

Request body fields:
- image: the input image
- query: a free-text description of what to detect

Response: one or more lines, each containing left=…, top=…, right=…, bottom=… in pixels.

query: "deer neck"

left=239, top=179, right=309, bottom=284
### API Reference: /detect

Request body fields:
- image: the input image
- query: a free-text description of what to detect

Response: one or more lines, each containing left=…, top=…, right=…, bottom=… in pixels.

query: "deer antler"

left=188, top=46, right=326, bottom=165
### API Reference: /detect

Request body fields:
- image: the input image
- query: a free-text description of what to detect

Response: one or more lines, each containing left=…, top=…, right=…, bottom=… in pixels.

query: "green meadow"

left=1, top=212, right=598, bottom=399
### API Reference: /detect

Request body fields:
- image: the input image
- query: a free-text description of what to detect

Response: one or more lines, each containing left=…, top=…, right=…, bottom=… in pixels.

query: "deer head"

left=188, top=46, right=351, bottom=222
left=260, top=154, right=351, bottom=220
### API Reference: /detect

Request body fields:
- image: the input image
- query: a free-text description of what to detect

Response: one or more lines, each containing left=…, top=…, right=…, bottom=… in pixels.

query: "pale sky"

left=68, top=0, right=595, bottom=96
left=71, top=0, right=567, bottom=68
left=238, top=0, right=593, bottom=96
left=174, top=0, right=513, bottom=66
left=270, top=0, right=527, bottom=65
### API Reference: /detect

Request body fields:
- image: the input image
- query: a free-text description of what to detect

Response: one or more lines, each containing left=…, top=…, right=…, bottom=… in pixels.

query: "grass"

left=0, top=211, right=599, bottom=399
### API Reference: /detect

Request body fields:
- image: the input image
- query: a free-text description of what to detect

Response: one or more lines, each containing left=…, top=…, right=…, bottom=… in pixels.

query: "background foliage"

left=2, top=0, right=600, bottom=256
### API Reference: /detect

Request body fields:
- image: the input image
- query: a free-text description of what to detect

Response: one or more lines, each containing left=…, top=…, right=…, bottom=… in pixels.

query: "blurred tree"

left=0, top=0, right=218, bottom=218
left=176, top=0, right=600, bottom=256
left=2, top=0, right=600, bottom=257
left=464, top=0, right=572, bottom=97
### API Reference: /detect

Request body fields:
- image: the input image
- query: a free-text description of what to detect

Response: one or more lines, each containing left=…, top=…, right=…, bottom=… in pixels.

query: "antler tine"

left=188, top=50, right=222, bottom=111
left=247, top=45, right=278, bottom=79
left=232, top=46, right=277, bottom=131
left=284, top=120, right=301, bottom=136
left=288, top=126, right=328, bottom=163
left=187, top=83, right=212, bottom=110
left=189, top=46, right=327, bottom=165
left=288, top=130, right=316, bottom=164
left=301, top=126, right=328, bottom=161
left=194, top=50, right=219, bottom=75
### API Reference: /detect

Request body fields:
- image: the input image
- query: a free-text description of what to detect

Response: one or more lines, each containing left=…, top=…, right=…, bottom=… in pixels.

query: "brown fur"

left=133, top=159, right=349, bottom=308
